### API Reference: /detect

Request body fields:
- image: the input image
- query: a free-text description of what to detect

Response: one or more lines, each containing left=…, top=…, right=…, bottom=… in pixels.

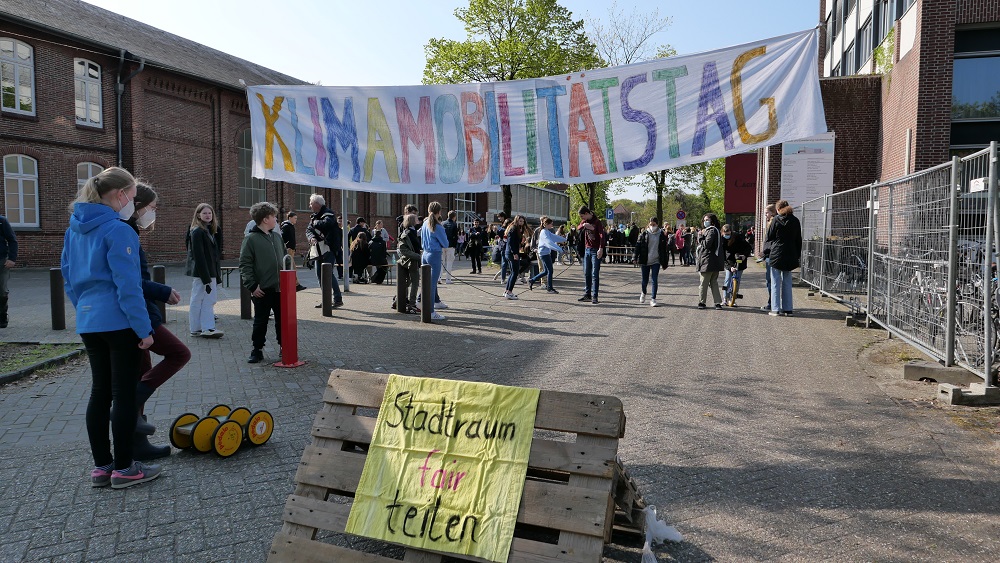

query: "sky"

left=82, top=0, right=820, bottom=200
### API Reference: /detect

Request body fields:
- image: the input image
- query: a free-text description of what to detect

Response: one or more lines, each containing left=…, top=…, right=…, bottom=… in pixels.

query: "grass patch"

left=0, top=343, right=82, bottom=374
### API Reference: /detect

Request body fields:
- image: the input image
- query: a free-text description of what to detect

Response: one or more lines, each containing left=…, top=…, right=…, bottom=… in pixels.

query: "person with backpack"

left=696, top=213, right=725, bottom=309
left=665, top=225, right=677, bottom=266
left=633, top=217, right=669, bottom=307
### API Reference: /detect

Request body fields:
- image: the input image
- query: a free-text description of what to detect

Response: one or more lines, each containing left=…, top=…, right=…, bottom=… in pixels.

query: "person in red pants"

left=128, top=183, right=191, bottom=459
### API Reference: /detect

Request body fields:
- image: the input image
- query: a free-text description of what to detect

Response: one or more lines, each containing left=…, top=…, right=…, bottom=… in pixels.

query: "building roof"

left=0, top=0, right=307, bottom=89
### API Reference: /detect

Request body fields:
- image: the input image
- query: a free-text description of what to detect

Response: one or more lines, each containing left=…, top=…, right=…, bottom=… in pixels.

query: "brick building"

left=1, top=0, right=564, bottom=267
left=755, top=0, right=1000, bottom=240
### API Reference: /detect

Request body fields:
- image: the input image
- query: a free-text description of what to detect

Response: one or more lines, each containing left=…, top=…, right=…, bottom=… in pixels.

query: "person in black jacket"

left=186, top=203, right=224, bottom=338
left=368, top=230, right=389, bottom=284
left=633, top=217, right=669, bottom=307
left=722, top=223, right=753, bottom=306
left=467, top=218, right=486, bottom=274
left=305, top=194, right=343, bottom=307
left=766, top=199, right=802, bottom=316
left=0, top=213, right=17, bottom=329
left=759, top=204, right=777, bottom=310
left=442, top=210, right=459, bottom=283
left=696, top=213, right=725, bottom=309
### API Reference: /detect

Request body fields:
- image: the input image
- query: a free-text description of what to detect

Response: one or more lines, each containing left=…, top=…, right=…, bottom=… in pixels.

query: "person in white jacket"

left=528, top=216, right=567, bottom=294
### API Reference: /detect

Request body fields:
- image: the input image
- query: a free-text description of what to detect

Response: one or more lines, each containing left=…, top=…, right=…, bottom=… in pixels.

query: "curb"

left=0, top=347, right=86, bottom=386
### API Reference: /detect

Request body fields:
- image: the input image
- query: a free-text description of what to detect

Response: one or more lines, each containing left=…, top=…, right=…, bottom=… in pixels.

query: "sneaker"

left=110, top=461, right=162, bottom=489
left=761, top=304, right=771, bottom=311
left=528, top=279, right=536, bottom=291
left=639, top=293, right=646, bottom=304
left=332, top=301, right=344, bottom=308
left=189, top=331, right=202, bottom=337
left=200, top=329, right=224, bottom=339
left=295, top=284, right=307, bottom=292
left=697, top=303, right=706, bottom=309
left=650, top=298, right=657, bottom=307
left=435, top=302, right=449, bottom=310
left=248, top=349, right=263, bottom=364
left=768, top=311, right=780, bottom=317
left=91, top=465, right=113, bottom=488
left=470, top=270, right=478, bottom=275
left=592, top=297, right=599, bottom=304
left=505, top=292, right=519, bottom=300
left=578, top=295, right=592, bottom=302
left=547, top=288, right=559, bottom=294
left=783, top=311, right=794, bottom=317
left=715, top=303, right=723, bottom=309
left=430, top=312, right=446, bottom=321
left=519, top=277, right=527, bottom=284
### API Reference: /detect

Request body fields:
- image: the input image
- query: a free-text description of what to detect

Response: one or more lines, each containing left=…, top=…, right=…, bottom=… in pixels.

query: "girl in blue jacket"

left=61, top=167, right=161, bottom=489
left=420, top=201, right=449, bottom=320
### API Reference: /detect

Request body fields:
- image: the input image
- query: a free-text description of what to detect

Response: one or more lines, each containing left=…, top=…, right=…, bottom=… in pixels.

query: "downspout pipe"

left=116, top=50, right=145, bottom=167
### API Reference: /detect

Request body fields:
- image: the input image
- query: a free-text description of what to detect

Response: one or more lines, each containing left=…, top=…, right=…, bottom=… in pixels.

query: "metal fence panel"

left=798, top=197, right=825, bottom=288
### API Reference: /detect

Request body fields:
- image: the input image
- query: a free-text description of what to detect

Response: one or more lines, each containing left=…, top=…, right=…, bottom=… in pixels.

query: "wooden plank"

left=557, top=435, right=618, bottom=557
left=268, top=533, right=398, bottom=563
left=311, top=413, right=617, bottom=478
left=322, top=370, right=625, bottom=438
left=294, top=446, right=365, bottom=493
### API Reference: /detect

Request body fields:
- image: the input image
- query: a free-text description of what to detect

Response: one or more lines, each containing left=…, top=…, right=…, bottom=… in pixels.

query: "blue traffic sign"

left=605, top=208, right=614, bottom=220
left=676, top=210, right=686, bottom=220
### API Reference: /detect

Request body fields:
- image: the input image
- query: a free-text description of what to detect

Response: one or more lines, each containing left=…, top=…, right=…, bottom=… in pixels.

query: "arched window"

left=74, top=59, right=102, bottom=126
left=237, top=129, right=265, bottom=208
left=77, top=162, right=104, bottom=189
left=3, top=155, right=39, bottom=227
left=0, top=38, right=35, bottom=115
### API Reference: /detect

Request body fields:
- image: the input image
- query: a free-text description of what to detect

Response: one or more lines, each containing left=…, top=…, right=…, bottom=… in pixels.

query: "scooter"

left=725, top=255, right=745, bottom=307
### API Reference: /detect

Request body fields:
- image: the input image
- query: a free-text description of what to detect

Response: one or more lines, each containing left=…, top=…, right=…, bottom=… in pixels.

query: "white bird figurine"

left=641, top=505, right=683, bottom=563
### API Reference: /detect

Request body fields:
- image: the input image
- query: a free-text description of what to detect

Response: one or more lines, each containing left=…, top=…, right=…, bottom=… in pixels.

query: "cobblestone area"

left=2, top=262, right=999, bottom=561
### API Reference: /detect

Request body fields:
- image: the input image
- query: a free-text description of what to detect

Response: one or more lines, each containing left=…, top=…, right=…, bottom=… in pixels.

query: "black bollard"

left=49, top=268, right=65, bottom=330
left=420, top=264, right=432, bottom=324
left=396, top=263, right=407, bottom=314
left=152, top=265, right=166, bottom=322
left=321, top=262, right=333, bottom=317
left=240, top=284, right=252, bottom=320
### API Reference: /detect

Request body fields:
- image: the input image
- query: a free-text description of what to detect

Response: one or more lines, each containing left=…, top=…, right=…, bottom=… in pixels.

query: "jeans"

left=771, top=268, right=794, bottom=312
left=189, top=278, right=217, bottom=332
left=699, top=271, right=721, bottom=304
left=640, top=264, right=660, bottom=298
left=82, top=328, right=142, bottom=470
left=530, top=252, right=556, bottom=290
left=316, top=251, right=343, bottom=302
left=251, top=288, right=282, bottom=350
left=421, top=250, right=442, bottom=312
left=500, top=253, right=509, bottom=281
left=723, top=269, right=743, bottom=302
left=583, top=248, right=601, bottom=297
left=443, top=247, right=456, bottom=281
left=764, top=258, right=772, bottom=307
left=505, top=253, right=520, bottom=293
left=139, top=324, right=191, bottom=389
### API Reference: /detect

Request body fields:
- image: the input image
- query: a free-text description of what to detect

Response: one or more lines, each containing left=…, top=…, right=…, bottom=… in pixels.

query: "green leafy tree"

left=567, top=181, right=611, bottom=225
left=423, top=0, right=602, bottom=216
left=700, top=158, right=726, bottom=219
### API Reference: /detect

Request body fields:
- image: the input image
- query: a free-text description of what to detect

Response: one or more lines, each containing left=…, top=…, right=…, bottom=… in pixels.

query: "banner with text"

left=345, top=375, right=539, bottom=562
left=248, top=29, right=825, bottom=193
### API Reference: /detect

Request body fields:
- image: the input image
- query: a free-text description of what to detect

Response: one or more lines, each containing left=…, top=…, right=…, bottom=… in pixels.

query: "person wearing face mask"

left=696, top=213, right=725, bottom=309
left=721, top=223, right=752, bottom=306
left=186, top=203, right=224, bottom=338
left=420, top=201, right=450, bottom=320
left=125, top=183, right=191, bottom=460
left=61, top=166, right=161, bottom=489
left=633, top=217, right=669, bottom=307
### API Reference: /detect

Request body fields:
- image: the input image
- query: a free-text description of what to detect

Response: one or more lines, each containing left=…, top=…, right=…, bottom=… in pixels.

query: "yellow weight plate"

left=212, top=420, right=243, bottom=458
left=191, top=417, right=220, bottom=453
left=206, top=404, right=231, bottom=418
left=228, top=407, right=252, bottom=427
left=246, top=410, right=274, bottom=446
left=169, top=413, right=199, bottom=450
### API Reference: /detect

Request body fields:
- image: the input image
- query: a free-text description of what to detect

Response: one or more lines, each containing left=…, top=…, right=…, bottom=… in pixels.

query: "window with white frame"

left=406, top=193, right=418, bottom=207
left=3, top=154, right=39, bottom=227
left=76, top=162, right=103, bottom=189
left=293, top=184, right=313, bottom=211
left=74, top=59, right=102, bottom=126
left=344, top=190, right=358, bottom=214
left=238, top=129, right=266, bottom=208
left=0, top=38, right=35, bottom=115
left=376, top=192, right=391, bottom=216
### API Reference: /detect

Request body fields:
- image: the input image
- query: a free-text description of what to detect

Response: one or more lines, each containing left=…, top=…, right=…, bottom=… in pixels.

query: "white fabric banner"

left=248, top=28, right=825, bottom=194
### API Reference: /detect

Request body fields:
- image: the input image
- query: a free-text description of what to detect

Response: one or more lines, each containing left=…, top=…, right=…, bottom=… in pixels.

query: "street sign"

left=676, top=210, right=686, bottom=220
left=605, top=208, right=614, bottom=220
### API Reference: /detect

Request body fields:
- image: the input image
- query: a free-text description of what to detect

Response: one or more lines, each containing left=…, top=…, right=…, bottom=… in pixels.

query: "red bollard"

left=274, top=270, right=306, bottom=368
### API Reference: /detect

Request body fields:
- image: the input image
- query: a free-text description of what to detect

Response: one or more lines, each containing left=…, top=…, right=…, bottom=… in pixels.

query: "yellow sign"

left=346, top=374, right=539, bottom=562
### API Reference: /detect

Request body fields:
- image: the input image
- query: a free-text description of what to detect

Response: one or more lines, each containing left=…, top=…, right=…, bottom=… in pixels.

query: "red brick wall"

left=957, top=0, right=1000, bottom=22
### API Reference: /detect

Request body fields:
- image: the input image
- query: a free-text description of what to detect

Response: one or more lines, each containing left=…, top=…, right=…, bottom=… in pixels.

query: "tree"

left=423, top=0, right=603, bottom=217
left=585, top=1, right=672, bottom=66
left=700, top=159, right=726, bottom=219
left=568, top=181, right=611, bottom=225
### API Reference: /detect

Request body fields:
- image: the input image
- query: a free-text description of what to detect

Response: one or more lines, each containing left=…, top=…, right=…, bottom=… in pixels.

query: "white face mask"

left=118, top=192, right=135, bottom=221
left=136, top=209, right=156, bottom=229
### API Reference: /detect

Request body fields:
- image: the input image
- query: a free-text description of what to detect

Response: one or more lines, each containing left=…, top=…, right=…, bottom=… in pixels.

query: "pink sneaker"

left=110, top=461, right=162, bottom=489
left=91, top=466, right=113, bottom=488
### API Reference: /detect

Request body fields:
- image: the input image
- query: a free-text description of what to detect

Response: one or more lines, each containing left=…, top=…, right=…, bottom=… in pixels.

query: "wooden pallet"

left=268, top=369, right=630, bottom=562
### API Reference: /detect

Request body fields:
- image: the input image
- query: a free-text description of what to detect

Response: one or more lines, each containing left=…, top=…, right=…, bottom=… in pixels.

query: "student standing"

left=396, top=214, right=422, bottom=312
left=634, top=217, right=669, bottom=307
left=528, top=216, right=566, bottom=293
left=62, top=167, right=161, bottom=489
left=467, top=218, right=485, bottom=274
left=576, top=206, right=606, bottom=304
left=420, top=202, right=449, bottom=320
left=239, top=202, right=285, bottom=363
left=443, top=210, right=459, bottom=283
left=503, top=216, right=528, bottom=300
left=696, top=213, right=725, bottom=309
left=766, top=200, right=803, bottom=316
left=722, top=223, right=753, bottom=306
left=186, top=203, right=224, bottom=338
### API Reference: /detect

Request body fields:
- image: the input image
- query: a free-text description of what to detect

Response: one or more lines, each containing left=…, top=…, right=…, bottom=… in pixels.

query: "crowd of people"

left=51, top=162, right=799, bottom=492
